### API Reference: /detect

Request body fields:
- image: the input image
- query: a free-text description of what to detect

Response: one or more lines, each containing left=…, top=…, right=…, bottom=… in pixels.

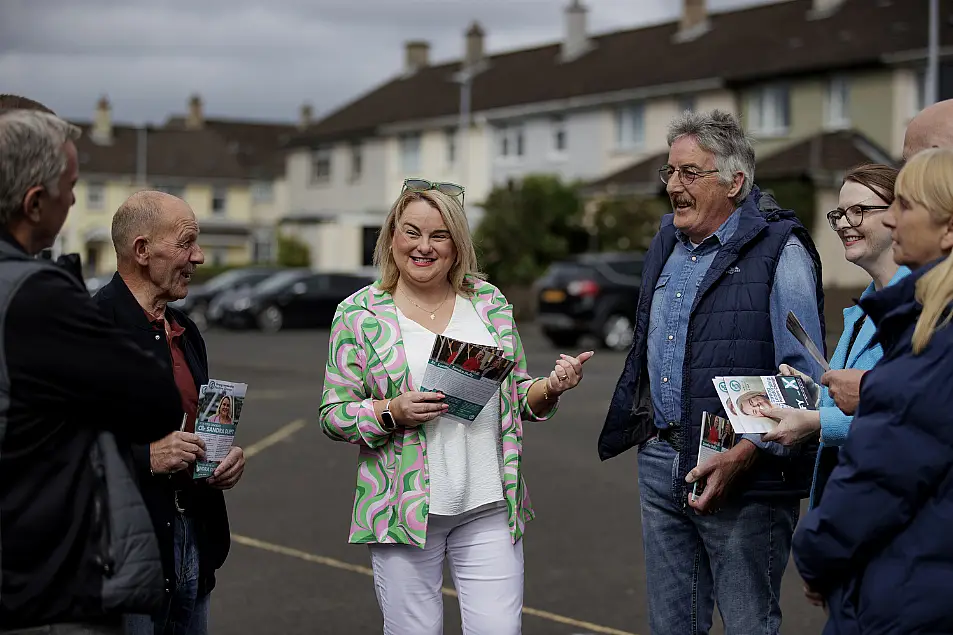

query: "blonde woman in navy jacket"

left=761, top=164, right=908, bottom=509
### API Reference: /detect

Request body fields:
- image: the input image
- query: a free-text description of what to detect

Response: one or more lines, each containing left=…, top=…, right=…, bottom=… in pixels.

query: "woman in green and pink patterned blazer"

left=319, top=178, right=593, bottom=635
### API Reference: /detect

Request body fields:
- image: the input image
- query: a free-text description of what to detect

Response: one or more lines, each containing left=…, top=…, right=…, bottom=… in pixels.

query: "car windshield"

left=252, top=270, right=308, bottom=294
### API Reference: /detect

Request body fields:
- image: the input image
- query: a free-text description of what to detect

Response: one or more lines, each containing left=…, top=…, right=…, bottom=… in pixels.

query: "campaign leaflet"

left=691, top=412, right=736, bottom=502
left=712, top=375, right=815, bottom=434
left=193, top=379, right=247, bottom=479
left=420, top=335, right=516, bottom=424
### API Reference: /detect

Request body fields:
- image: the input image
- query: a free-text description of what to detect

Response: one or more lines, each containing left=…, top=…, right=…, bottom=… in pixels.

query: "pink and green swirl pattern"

left=319, top=278, right=558, bottom=548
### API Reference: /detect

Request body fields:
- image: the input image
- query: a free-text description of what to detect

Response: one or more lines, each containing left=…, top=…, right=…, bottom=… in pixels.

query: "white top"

left=396, top=294, right=505, bottom=517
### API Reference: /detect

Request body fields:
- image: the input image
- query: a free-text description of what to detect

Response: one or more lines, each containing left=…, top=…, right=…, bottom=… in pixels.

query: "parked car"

left=84, top=274, right=113, bottom=295
left=171, top=267, right=283, bottom=329
left=535, top=252, right=644, bottom=351
left=218, top=270, right=374, bottom=333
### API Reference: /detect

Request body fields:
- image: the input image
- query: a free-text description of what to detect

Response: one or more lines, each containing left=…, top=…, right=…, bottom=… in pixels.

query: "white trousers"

left=368, top=505, right=524, bottom=635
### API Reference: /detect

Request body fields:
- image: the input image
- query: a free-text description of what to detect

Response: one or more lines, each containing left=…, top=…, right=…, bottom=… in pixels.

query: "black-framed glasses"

left=402, top=178, right=465, bottom=206
left=826, top=205, right=890, bottom=231
left=658, top=165, right=719, bottom=186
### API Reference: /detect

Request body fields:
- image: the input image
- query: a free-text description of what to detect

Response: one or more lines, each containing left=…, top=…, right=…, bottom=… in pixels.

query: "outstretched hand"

left=546, top=351, right=594, bottom=395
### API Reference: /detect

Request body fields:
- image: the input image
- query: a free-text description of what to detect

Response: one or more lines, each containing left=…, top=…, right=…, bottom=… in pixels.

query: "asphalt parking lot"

left=203, top=325, right=828, bottom=635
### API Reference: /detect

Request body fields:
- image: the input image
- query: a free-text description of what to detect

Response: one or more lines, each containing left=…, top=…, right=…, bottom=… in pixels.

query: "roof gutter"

left=378, top=77, right=724, bottom=134
left=881, top=46, right=953, bottom=65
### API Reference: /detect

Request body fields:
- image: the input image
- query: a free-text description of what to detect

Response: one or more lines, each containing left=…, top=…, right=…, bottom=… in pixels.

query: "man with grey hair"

left=0, top=111, right=184, bottom=630
left=599, top=110, right=826, bottom=634
left=94, top=190, right=245, bottom=635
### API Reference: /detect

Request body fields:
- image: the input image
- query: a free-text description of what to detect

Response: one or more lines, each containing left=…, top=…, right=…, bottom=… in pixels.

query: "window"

left=551, top=116, right=567, bottom=154
left=747, top=85, right=790, bottom=136
left=251, top=181, right=273, bottom=203
left=210, top=248, right=227, bottom=267
left=350, top=143, right=363, bottom=181
left=445, top=128, right=457, bottom=165
left=154, top=184, right=184, bottom=199
left=678, top=94, right=696, bottom=114
left=400, top=133, right=421, bottom=173
left=615, top=104, right=645, bottom=150
left=824, top=76, right=850, bottom=130
left=310, top=147, right=332, bottom=184
left=253, top=232, right=274, bottom=263
left=497, top=124, right=525, bottom=158
left=362, top=226, right=380, bottom=267
left=86, top=182, right=104, bottom=210
left=211, top=187, right=227, bottom=215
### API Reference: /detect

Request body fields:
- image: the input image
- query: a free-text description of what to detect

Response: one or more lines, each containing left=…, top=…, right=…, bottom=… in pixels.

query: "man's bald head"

left=903, top=99, right=953, bottom=161
left=111, top=190, right=190, bottom=262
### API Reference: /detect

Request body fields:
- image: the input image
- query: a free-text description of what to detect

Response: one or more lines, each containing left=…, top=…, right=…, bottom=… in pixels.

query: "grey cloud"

left=0, top=0, right=773, bottom=124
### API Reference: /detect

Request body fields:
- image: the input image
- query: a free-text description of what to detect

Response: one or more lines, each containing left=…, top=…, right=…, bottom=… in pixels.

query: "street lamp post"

left=926, top=0, right=939, bottom=106
left=456, top=67, right=473, bottom=196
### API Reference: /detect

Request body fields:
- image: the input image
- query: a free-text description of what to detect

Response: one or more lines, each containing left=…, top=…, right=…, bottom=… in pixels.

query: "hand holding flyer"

left=691, top=412, right=736, bottom=502
left=712, top=374, right=815, bottom=434
left=194, top=379, right=247, bottom=479
left=420, top=334, right=515, bottom=424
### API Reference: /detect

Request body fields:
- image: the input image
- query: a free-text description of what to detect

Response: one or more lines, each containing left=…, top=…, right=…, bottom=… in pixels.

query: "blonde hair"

left=373, top=189, right=484, bottom=295
left=895, top=148, right=953, bottom=353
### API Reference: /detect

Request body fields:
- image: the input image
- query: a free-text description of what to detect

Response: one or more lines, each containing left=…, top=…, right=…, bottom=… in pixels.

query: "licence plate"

left=541, top=289, right=566, bottom=303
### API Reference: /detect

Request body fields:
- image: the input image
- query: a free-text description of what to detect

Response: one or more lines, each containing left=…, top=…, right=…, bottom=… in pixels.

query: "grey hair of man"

left=0, top=110, right=81, bottom=225
left=111, top=190, right=168, bottom=262
left=666, top=110, right=756, bottom=205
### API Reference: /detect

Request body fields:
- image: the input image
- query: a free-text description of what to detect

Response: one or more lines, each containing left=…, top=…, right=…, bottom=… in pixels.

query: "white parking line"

left=243, top=419, right=307, bottom=458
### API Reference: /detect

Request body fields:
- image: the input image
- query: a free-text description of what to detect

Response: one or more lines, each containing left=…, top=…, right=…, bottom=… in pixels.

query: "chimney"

left=91, top=95, right=112, bottom=145
left=562, top=0, right=591, bottom=62
left=404, top=41, right=430, bottom=74
left=186, top=94, right=204, bottom=130
left=465, top=21, right=485, bottom=68
left=299, top=102, right=313, bottom=129
left=675, top=0, right=710, bottom=42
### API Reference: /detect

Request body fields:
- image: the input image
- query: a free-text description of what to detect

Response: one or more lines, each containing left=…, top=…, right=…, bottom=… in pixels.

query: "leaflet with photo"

left=420, top=335, right=516, bottom=424
left=712, top=374, right=815, bottom=434
left=193, top=379, right=247, bottom=479
left=691, top=412, right=736, bottom=502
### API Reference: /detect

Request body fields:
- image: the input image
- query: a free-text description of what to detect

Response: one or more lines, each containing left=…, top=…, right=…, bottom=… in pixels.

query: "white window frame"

left=747, top=85, right=791, bottom=137
left=251, top=181, right=273, bottom=204
left=445, top=128, right=457, bottom=166
left=310, top=147, right=332, bottom=184
left=86, top=182, right=105, bottom=210
left=497, top=124, right=525, bottom=160
left=550, top=115, right=567, bottom=157
left=615, top=104, right=645, bottom=150
left=678, top=94, right=696, bottom=114
left=350, top=142, right=363, bottom=182
left=211, top=187, right=227, bottom=215
left=824, top=75, right=851, bottom=130
left=399, top=133, right=421, bottom=174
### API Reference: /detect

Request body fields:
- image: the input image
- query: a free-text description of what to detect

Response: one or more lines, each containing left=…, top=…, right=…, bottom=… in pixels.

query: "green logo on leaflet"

left=729, top=380, right=742, bottom=392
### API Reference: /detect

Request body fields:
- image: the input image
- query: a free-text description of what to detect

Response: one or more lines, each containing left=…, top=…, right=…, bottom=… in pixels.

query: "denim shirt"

left=647, top=210, right=824, bottom=457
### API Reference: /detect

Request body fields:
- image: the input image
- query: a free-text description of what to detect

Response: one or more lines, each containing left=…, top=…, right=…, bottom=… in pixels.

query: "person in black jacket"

left=95, top=190, right=245, bottom=635
left=0, top=109, right=183, bottom=631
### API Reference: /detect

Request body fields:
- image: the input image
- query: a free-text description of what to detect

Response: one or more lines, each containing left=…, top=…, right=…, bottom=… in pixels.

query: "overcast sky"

left=0, top=0, right=779, bottom=125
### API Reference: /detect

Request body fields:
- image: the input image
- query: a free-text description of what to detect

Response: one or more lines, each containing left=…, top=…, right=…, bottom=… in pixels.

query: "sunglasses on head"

left=402, top=178, right=465, bottom=206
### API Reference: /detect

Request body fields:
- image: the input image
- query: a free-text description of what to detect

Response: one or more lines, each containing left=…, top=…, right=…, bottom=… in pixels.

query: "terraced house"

left=286, top=0, right=946, bottom=289
left=59, top=95, right=304, bottom=277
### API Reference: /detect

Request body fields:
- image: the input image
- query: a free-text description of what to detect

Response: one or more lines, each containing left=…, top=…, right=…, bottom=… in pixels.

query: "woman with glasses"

left=319, top=178, right=593, bottom=634
left=762, top=164, right=908, bottom=510
left=793, top=147, right=953, bottom=635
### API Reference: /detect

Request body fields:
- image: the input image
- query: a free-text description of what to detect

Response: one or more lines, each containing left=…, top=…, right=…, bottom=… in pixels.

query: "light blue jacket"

left=809, top=266, right=910, bottom=508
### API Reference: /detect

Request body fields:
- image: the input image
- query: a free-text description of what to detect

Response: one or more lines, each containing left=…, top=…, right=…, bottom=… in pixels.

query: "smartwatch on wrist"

left=381, top=399, right=397, bottom=432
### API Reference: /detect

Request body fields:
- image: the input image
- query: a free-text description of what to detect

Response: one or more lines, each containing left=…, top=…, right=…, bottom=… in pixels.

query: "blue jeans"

left=123, top=515, right=209, bottom=635
left=637, top=438, right=798, bottom=635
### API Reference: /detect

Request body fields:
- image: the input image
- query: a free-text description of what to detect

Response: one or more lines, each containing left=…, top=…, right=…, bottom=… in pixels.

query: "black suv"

left=535, top=252, right=643, bottom=351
